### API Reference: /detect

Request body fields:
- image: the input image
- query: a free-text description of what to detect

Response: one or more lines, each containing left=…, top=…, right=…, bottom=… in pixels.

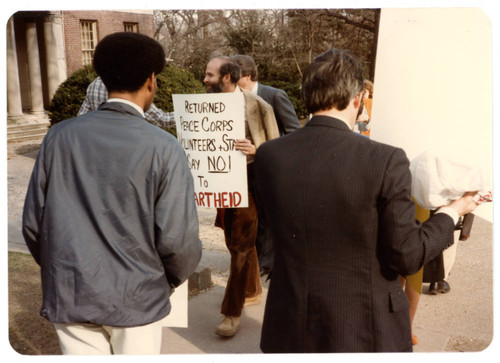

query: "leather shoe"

left=244, top=294, right=262, bottom=307
left=216, top=316, right=240, bottom=337
left=428, top=280, right=451, bottom=295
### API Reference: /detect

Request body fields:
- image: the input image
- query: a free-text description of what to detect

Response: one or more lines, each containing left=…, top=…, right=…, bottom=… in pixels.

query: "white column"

left=6, top=17, right=24, bottom=121
left=44, top=12, right=67, bottom=101
left=26, top=21, right=45, bottom=115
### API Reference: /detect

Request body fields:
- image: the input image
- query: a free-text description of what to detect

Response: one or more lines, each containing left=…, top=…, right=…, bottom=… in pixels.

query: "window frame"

left=80, top=20, right=98, bottom=66
left=123, top=22, right=139, bottom=33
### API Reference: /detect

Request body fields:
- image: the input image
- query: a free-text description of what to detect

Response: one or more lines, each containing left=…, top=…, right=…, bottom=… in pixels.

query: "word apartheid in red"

left=195, top=191, right=242, bottom=208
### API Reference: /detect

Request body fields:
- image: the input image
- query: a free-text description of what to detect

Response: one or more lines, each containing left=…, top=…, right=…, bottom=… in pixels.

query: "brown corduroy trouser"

left=220, top=192, right=263, bottom=317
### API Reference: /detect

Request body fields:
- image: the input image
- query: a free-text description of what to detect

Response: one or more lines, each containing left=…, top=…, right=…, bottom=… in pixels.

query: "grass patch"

left=8, top=251, right=61, bottom=355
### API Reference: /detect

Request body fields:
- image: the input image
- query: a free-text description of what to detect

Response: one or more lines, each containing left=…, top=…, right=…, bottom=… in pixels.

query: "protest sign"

left=173, top=93, right=248, bottom=208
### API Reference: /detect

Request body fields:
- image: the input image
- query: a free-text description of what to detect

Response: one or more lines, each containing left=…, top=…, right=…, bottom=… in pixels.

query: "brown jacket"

left=241, top=87, right=280, bottom=146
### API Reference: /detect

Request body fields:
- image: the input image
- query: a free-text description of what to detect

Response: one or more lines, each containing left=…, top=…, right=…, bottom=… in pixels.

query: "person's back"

left=34, top=103, right=197, bottom=325
left=257, top=83, right=300, bottom=135
left=254, top=48, right=477, bottom=353
left=23, top=31, right=201, bottom=355
left=256, top=117, right=419, bottom=351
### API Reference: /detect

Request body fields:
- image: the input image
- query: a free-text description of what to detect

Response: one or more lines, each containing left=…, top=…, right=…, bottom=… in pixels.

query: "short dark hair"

left=93, top=32, right=165, bottom=93
left=218, top=58, right=241, bottom=84
left=302, top=48, right=364, bottom=113
left=232, top=55, right=258, bottom=81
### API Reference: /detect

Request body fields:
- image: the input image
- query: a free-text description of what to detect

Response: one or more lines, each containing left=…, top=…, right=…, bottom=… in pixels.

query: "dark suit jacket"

left=257, top=83, right=300, bottom=135
left=254, top=115, right=455, bottom=353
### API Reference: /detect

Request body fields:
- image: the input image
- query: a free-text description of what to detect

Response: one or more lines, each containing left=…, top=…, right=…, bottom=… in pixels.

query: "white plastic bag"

left=409, top=150, right=492, bottom=209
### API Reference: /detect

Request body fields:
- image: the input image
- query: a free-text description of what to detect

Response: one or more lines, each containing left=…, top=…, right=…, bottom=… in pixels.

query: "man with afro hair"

left=23, top=32, right=201, bottom=355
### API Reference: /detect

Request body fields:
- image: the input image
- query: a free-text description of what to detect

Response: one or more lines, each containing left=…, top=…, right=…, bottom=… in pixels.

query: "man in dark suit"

left=232, top=54, right=300, bottom=136
left=232, top=54, right=301, bottom=276
left=253, top=48, right=478, bottom=353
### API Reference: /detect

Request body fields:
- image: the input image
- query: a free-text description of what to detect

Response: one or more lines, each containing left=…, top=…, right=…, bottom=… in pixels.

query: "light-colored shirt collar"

left=107, top=98, right=145, bottom=118
left=250, top=82, right=258, bottom=95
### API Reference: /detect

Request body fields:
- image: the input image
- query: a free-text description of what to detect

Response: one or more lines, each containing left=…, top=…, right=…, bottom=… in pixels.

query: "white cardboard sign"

left=173, top=93, right=248, bottom=208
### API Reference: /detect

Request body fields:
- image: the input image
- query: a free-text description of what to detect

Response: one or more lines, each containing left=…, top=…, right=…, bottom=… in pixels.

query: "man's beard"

left=206, top=79, right=224, bottom=93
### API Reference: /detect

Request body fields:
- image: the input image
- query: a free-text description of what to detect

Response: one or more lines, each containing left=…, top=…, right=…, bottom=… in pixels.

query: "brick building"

left=7, top=10, right=154, bottom=125
left=62, top=10, right=154, bottom=75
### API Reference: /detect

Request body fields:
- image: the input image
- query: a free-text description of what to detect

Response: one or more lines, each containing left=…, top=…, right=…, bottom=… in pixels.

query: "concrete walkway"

left=6, top=142, right=495, bottom=356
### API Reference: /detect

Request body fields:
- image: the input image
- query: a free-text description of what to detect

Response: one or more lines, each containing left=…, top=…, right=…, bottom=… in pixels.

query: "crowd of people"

left=22, top=32, right=480, bottom=355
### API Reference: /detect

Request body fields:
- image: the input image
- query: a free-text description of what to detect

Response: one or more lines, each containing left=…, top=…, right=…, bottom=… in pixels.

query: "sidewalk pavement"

left=7, top=145, right=495, bottom=355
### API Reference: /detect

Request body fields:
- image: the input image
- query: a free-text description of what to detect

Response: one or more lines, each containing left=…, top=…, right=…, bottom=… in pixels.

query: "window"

left=124, top=23, right=138, bottom=33
left=80, top=21, right=98, bottom=66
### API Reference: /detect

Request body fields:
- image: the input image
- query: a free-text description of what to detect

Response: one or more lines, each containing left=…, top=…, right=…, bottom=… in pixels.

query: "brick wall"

left=62, top=10, right=154, bottom=75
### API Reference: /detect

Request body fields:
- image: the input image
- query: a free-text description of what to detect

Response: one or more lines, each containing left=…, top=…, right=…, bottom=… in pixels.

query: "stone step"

left=8, top=133, right=47, bottom=144
left=7, top=122, right=50, bottom=143
left=8, top=128, right=49, bottom=137
left=7, top=123, right=50, bottom=134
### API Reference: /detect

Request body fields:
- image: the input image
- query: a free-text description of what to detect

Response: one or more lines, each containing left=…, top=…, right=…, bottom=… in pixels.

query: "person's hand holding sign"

left=235, top=139, right=256, bottom=156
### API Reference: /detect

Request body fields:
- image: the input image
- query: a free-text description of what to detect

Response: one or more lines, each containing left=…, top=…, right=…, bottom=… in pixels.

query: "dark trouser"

left=220, top=191, right=262, bottom=317
left=256, top=217, right=274, bottom=273
left=423, top=212, right=474, bottom=283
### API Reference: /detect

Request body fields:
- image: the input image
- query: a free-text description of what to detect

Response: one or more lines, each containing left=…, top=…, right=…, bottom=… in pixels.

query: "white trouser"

left=442, top=230, right=460, bottom=280
left=53, top=319, right=164, bottom=355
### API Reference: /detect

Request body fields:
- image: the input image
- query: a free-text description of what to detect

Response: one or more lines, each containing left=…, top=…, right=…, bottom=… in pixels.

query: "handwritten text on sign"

left=173, top=93, right=248, bottom=208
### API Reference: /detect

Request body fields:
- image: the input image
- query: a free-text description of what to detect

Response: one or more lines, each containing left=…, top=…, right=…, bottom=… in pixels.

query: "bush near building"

left=47, top=65, right=96, bottom=125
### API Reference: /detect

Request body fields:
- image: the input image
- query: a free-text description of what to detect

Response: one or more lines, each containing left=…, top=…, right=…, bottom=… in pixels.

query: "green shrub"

left=47, top=65, right=96, bottom=125
left=154, top=63, right=205, bottom=112
left=48, top=63, right=205, bottom=135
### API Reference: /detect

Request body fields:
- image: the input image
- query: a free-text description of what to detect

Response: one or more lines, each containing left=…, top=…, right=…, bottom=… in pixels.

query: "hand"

left=235, top=139, right=256, bottom=156
left=447, top=191, right=480, bottom=217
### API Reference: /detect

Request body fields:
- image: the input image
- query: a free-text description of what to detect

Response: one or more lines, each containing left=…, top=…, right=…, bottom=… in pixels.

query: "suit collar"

left=306, top=115, right=353, bottom=132
left=257, top=82, right=270, bottom=96
left=98, top=101, right=145, bottom=119
left=256, top=82, right=263, bottom=95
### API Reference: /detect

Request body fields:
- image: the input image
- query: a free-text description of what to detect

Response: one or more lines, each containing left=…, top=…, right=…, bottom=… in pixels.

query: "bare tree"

left=152, top=8, right=379, bottom=117
left=154, top=10, right=231, bottom=79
